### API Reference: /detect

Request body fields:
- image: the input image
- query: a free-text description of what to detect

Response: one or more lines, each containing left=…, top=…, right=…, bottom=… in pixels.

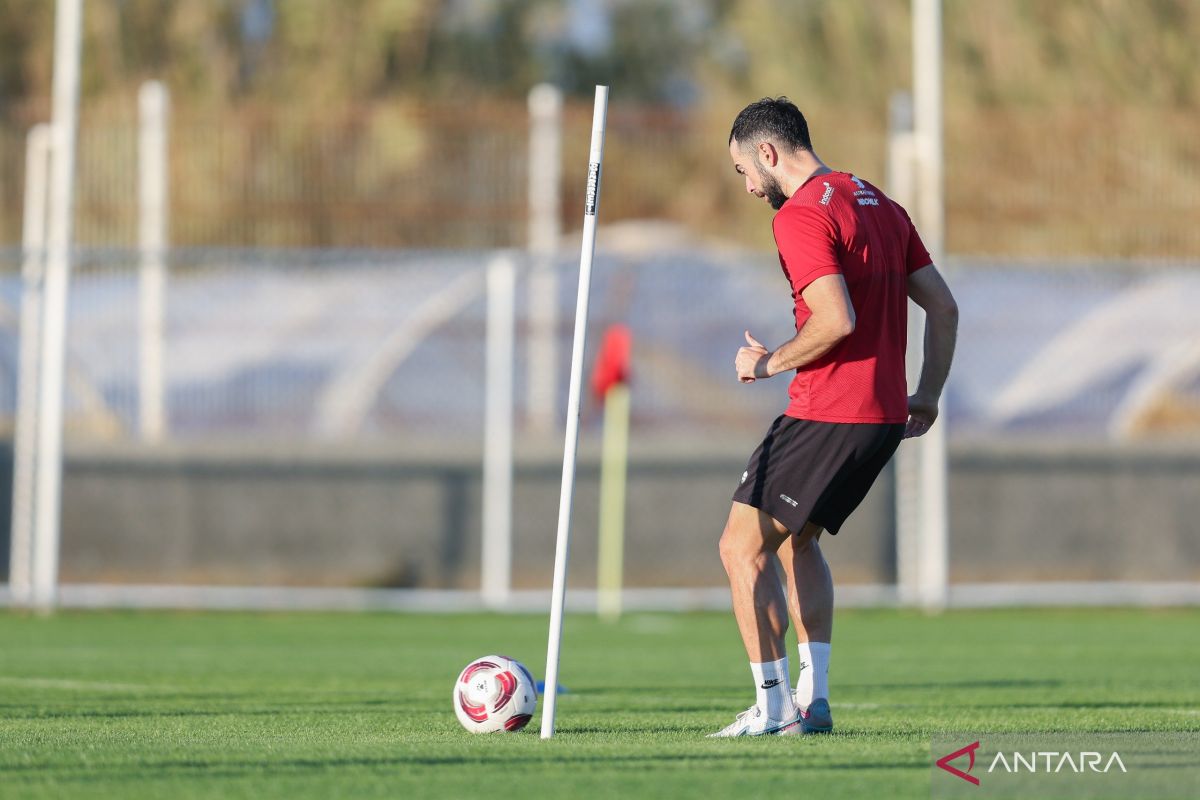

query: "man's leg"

left=718, top=501, right=792, bottom=662
left=778, top=522, right=834, bottom=732
left=712, top=501, right=800, bottom=734
left=778, top=521, right=833, bottom=644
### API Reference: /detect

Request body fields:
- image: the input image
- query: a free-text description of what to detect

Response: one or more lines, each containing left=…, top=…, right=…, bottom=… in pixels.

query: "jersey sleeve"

left=771, top=204, right=841, bottom=294
left=896, top=202, right=933, bottom=274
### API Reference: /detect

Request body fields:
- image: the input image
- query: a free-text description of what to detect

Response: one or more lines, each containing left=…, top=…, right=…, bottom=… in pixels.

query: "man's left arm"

left=735, top=274, right=856, bottom=383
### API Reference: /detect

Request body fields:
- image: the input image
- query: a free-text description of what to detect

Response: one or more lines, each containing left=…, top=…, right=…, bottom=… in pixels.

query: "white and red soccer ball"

left=453, top=655, right=538, bottom=733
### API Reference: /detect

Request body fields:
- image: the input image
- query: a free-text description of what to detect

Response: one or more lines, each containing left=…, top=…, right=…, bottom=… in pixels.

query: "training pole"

left=541, top=84, right=608, bottom=739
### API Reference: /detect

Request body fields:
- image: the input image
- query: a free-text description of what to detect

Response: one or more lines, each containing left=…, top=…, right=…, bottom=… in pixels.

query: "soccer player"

left=710, top=97, right=958, bottom=737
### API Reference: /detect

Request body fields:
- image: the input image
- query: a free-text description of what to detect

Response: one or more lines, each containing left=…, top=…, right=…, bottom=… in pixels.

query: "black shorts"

left=731, top=415, right=904, bottom=535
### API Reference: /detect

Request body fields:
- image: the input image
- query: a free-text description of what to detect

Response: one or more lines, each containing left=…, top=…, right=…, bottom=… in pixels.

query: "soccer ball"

left=453, top=655, right=538, bottom=733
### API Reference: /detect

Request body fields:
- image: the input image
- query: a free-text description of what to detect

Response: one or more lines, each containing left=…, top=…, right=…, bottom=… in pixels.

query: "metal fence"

left=1, top=241, right=1198, bottom=607
left=2, top=85, right=1199, bottom=608
left=0, top=243, right=1197, bottom=445
left=3, top=100, right=1200, bottom=258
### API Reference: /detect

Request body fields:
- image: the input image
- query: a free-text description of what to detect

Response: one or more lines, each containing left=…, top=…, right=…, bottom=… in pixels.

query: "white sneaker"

left=792, top=692, right=834, bottom=734
left=707, top=704, right=802, bottom=737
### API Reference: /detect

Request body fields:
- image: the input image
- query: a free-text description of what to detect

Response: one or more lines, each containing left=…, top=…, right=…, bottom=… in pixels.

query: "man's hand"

left=907, top=264, right=958, bottom=426
left=904, top=392, right=940, bottom=439
left=735, top=331, right=771, bottom=383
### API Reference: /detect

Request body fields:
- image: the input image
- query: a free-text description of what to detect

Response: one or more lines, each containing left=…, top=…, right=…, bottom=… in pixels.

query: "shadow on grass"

left=3, top=751, right=927, bottom=784
left=0, top=701, right=408, bottom=722
left=583, top=686, right=745, bottom=695
left=579, top=679, right=1067, bottom=696
left=841, top=678, right=1064, bottom=691
left=966, top=700, right=1197, bottom=710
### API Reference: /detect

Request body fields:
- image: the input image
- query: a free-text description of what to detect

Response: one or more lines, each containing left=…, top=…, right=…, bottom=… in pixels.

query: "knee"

left=718, top=527, right=739, bottom=572
left=719, top=524, right=763, bottom=574
left=718, top=524, right=748, bottom=574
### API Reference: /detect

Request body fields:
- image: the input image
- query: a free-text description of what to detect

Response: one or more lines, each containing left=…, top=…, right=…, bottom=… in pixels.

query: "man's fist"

left=904, top=393, right=940, bottom=438
left=735, top=330, right=770, bottom=383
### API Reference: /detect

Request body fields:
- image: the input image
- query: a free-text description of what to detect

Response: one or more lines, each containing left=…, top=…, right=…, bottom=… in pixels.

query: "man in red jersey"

left=709, top=97, right=958, bottom=737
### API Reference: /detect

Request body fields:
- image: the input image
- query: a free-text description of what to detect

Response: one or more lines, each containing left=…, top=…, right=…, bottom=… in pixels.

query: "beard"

left=756, top=164, right=789, bottom=210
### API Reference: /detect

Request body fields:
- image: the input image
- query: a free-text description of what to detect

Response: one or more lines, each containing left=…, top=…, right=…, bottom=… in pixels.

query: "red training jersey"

left=772, top=170, right=931, bottom=423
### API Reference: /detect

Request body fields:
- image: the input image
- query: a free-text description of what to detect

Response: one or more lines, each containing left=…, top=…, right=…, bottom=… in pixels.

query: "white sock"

left=795, top=641, right=831, bottom=708
left=750, top=657, right=795, bottom=720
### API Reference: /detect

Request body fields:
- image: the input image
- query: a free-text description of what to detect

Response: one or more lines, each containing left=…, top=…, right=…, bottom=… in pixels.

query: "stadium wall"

left=2, top=438, right=1198, bottom=589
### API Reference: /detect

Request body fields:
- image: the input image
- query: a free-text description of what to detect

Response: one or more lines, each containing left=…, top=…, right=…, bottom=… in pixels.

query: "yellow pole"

left=597, top=383, right=630, bottom=621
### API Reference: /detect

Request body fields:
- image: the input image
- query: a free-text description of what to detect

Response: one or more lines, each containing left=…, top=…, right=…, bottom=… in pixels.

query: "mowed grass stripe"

left=0, top=608, right=1197, bottom=799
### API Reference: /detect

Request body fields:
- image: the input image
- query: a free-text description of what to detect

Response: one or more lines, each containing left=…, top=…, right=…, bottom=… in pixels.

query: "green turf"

left=0, top=608, right=1198, bottom=799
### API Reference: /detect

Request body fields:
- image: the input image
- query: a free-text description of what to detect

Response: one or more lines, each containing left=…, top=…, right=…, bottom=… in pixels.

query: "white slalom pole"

left=32, top=0, right=83, bottom=612
left=541, top=85, right=608, bottom=739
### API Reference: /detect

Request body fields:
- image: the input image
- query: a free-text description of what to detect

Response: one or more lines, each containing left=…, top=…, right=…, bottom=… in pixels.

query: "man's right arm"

left=905, top=263, right=959, bottom=439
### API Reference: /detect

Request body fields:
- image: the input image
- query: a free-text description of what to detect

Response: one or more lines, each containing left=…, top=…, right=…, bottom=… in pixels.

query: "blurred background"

left=0, top=0, right=1197, bottom=608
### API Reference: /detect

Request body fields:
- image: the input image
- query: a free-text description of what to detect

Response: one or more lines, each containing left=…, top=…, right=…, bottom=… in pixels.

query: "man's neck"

left=781, top=152, right=832, bottom=198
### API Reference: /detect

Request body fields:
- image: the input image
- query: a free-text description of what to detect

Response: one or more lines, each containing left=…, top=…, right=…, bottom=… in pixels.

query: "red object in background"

left=591, top=324, right=632, bottom=400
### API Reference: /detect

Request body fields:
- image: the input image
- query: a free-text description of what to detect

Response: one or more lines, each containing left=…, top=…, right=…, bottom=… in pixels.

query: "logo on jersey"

left=850, top=174, right=879, bottom=206
left=819, top=182, right=835, bottom=205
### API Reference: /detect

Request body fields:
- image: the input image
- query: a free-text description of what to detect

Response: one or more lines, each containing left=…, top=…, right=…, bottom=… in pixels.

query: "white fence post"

left=888, top=90, right=923, bottom=608
left=910, top=0, right=949, bottom=612
left=138, top=80, right=169, bottom=442
left=482, top=253, right=517, bottom=608
left=525, top=83, right=563, bottom=434
left=31, top=0, right=83, bottom=611
left=9, top=125, right=52, bottom=607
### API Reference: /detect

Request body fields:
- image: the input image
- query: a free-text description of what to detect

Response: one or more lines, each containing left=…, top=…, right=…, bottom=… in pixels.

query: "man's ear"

left=756, top=140, right=778, bottom=168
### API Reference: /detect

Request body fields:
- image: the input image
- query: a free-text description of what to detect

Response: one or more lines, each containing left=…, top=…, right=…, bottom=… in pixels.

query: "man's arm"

left=735, top=274, right=855, bottom=383
left=904, top=263, right=958, bottom=438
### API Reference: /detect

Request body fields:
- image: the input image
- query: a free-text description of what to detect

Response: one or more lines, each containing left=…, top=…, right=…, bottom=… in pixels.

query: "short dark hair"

left=728, top=97, right=813, bottom=152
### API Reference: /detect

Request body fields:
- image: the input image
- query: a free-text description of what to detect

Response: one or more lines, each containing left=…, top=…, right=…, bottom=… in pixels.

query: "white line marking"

left=0, top=676, right=172, bottom=692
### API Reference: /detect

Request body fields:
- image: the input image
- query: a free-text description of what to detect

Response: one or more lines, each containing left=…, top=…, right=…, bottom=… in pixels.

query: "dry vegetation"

left=0, top=0, right=1196, bottom=257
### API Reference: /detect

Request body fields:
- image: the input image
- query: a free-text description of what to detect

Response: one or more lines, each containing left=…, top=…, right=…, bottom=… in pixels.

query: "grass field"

left=1, top=608, right=1198, bottom=799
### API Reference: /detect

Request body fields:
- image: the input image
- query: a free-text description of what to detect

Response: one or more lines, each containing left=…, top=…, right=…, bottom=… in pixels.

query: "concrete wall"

left=948, top=441, right=1200, bottom=581
left=1, top=437, right=1197, bottom=588
left=46, top=437, right=895, bottom=588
